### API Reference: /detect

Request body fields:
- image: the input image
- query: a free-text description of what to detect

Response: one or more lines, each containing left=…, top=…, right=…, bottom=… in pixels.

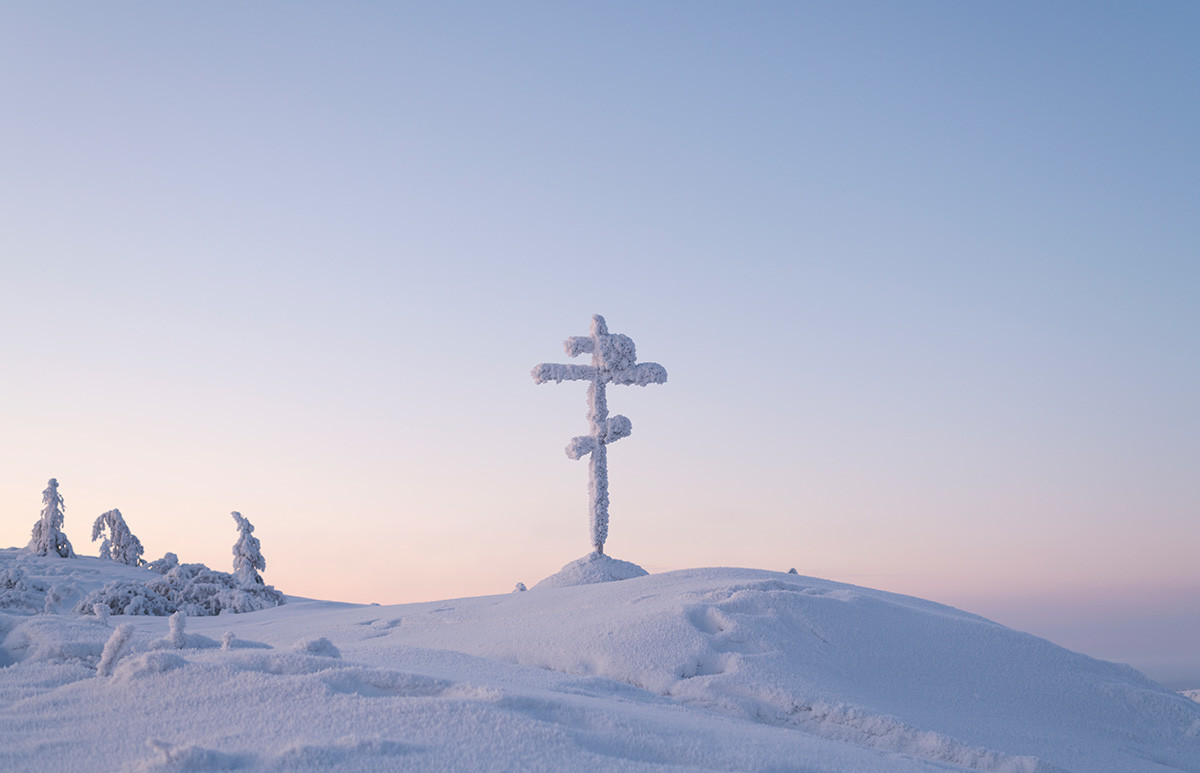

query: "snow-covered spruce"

left=92, top=508, right=145, bottom=566
left=531, top=315, right=667, bottom=555
left=26, top=478, right=75, bottom=558
left=231, top=512, right=266, bottom=586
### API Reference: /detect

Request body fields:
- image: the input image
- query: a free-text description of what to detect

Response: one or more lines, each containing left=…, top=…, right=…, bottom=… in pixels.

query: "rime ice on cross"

left=532, top=315, right=667, bottom=555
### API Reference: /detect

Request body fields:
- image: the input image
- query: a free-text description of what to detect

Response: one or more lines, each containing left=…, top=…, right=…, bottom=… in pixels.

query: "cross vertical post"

left=532, top=315, right=667, bottom=554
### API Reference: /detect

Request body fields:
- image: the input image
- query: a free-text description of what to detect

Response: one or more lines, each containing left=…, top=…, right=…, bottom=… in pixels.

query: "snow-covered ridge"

left=3, top=553, right=1199, bottom=772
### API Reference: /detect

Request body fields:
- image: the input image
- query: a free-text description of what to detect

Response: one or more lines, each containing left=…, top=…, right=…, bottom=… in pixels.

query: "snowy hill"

left=3, top=550, right=1199, bottom=772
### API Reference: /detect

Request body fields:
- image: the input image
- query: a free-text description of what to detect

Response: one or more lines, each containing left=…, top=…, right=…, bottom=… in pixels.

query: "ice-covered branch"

left=564, top=336, right=594, bottom=357
left=611, top=361, right=668, bottom=387
left=531, top=363, right=596, bottom=384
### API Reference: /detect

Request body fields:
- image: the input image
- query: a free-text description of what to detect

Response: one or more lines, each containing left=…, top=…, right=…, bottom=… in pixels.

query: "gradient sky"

left=2, top=3, right=1198, bottom=685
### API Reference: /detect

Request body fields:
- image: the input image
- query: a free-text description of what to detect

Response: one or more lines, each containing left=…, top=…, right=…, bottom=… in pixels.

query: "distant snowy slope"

left=3, top=553, right=1200, bottom=772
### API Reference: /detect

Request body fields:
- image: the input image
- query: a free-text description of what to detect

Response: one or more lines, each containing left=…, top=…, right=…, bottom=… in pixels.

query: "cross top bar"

left=532, top=314, right=667, bottom=554
left=532, top=314, right=667, bottom=388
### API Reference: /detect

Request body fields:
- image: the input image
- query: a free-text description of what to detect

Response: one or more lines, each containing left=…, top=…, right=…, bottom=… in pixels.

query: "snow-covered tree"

left=231, top=511, right=266, bottom=586
left=532, top=315, right=667, bottom=554
left=26, top=478, right=75, bottom=558
left=92, top=508, right=145, bottom=566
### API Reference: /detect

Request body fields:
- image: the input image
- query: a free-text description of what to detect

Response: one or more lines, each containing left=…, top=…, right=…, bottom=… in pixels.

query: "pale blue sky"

left=2, top=3, right=1198, bottom=684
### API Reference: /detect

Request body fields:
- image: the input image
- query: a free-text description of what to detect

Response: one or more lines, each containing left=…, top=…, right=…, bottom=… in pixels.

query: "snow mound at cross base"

left=532, top=552, right=648, bottom=589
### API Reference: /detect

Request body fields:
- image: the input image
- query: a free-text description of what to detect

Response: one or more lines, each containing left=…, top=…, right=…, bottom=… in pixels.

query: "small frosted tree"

left=97, top=624, right=134, bottom=677
left=532, top=315, right=667, bottom=554
left=231, top=512, right=266, bottom=586
left=26, top=478, right=75, bottom=558
left=92, top=509, right=145, bottom=566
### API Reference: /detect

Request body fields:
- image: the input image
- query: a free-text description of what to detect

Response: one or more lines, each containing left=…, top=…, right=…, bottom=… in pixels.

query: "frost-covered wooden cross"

left=532, top=314, right=667, bottom=555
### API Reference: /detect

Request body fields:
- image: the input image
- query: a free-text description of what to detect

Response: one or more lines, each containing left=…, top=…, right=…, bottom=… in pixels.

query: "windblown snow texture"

left=532, top=315, right=667, bottom=554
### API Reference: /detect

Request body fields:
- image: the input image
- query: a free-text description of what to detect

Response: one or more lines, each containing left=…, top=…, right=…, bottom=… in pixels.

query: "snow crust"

left=3, top=550, right=1200, bottom=772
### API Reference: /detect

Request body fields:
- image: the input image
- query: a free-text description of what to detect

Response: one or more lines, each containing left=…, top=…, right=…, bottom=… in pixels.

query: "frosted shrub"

left=92, top=509, right=145, bottom=566
left=75, top=562, right=283, bottom=617
left=166, top=611, right=186, bottom=648
left=43, top=583, right=71, bottom=614
left=26, top=478, right=75, bottom=558
left=532, top=315, right=667, bottom=554
left=77, top=580, right=175, bottom=616
left=97, top=624, right=135, bottom=677
left=293, top=637, right=340, bottom=658
left=73, top=510, right=283, bottom=618
left=147, top=562, right=283, bottom=616
left=231, top=512, right=266, bottom=586
left=147, top=552, right=179, bottom=574
left=0, top=567, right=48, bottom=614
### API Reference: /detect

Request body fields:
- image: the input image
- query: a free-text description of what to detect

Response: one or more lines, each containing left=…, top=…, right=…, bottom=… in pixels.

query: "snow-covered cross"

left=532, top=314, right=667, bottom=555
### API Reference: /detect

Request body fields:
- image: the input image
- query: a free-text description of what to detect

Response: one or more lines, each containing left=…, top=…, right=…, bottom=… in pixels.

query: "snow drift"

left=2, top=551, right=1199, bottom=772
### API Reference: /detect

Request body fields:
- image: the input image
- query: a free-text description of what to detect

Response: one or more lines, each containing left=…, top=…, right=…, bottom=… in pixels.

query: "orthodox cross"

left=532, top=314, right=667, bottom=554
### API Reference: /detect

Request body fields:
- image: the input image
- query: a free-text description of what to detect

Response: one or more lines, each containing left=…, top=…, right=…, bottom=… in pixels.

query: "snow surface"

left=3, top=548, right=1200, bottom=772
